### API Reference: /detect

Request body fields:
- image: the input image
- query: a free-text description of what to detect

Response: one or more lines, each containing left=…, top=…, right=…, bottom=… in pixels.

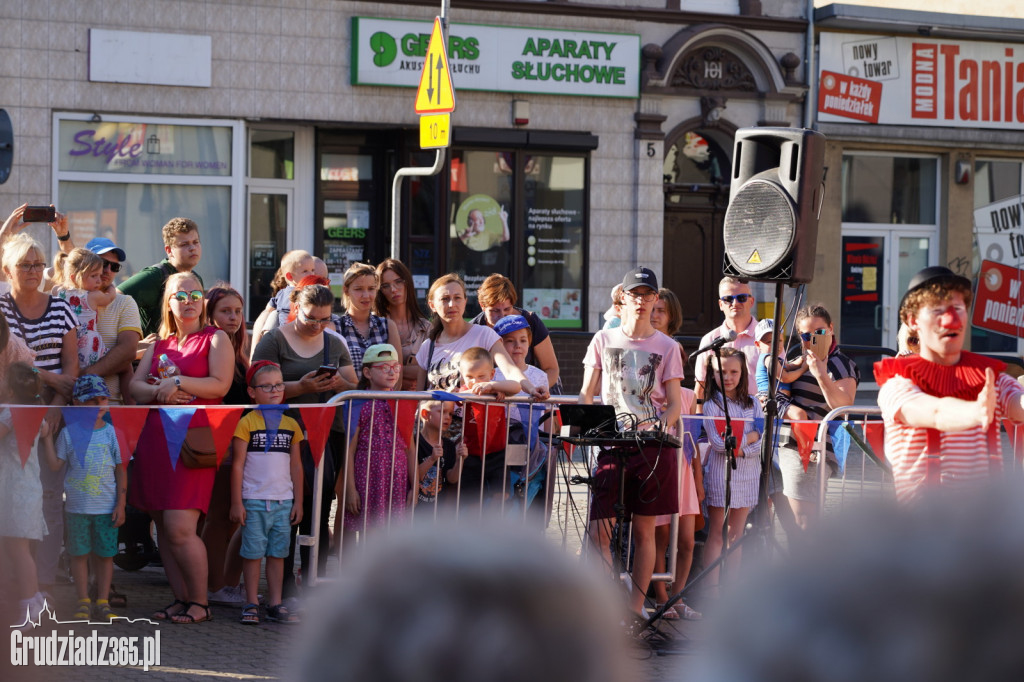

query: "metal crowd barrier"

left=302, top=390, right=590, bottom=585
left=813, top=406, right=893, bottom=513
left=297, top=391, right=695, bottom=590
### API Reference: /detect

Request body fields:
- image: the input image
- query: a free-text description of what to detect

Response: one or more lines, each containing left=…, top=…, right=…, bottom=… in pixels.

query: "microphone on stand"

left=690, top=329, right=738, bottom=359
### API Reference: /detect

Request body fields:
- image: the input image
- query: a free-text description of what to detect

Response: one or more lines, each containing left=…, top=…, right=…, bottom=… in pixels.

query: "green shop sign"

left=352, top=17, right=639, bottom=99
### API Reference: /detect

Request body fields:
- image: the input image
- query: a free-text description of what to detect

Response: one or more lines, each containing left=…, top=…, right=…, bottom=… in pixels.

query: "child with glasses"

left=341, top=344, right=416, bottom=534
left=230, top=360, right=304, bottom=625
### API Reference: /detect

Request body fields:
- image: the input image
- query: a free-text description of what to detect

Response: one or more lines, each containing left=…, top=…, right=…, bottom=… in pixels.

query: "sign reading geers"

left=973, top=260, right=1024, bottom=338
left=819, top=32, right=1024, bottom=130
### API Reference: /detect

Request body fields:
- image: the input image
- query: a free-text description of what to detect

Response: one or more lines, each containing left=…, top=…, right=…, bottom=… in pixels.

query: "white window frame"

left=51, top=112, right=246, bottom=287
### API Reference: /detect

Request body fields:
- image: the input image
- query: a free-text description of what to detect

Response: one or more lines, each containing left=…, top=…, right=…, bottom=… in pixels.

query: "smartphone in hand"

left=23, top=205, right=56, bottom=223
left=315, top=365, right=337, bottom=378
left=809, top=333, right=830, bottom=361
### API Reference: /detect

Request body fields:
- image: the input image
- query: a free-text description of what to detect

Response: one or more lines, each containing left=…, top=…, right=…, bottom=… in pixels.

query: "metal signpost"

left=390, top=7, right=456, bottom=258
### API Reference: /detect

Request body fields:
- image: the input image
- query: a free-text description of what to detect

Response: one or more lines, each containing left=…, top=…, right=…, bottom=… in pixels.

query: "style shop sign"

left=818, top=32, right=1024, bottom=130
left=351, top=17, right=639, bottom=99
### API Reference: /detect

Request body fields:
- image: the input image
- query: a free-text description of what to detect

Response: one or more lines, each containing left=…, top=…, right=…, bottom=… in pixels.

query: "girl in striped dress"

left=701, top=347, right=762, bottom=592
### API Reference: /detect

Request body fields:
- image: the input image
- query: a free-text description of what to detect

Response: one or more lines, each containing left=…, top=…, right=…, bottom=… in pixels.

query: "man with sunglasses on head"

left=875, top=266, right=1024, bottom=503
left=694, top=276, right=760, bottom=409
left=119, top=217, right=204, bottom=338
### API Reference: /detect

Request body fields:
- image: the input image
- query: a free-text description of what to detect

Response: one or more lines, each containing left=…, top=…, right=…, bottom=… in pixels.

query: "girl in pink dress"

left=342, top=344, right=415, bottom=534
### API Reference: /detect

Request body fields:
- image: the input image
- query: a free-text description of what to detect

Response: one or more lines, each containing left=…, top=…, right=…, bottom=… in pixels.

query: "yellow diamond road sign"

left=415, top=17, right=456, bottom=114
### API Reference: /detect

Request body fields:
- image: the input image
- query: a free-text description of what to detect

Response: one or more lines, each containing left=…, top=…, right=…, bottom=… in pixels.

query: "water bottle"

left=157, top=353, right=181, bottom=379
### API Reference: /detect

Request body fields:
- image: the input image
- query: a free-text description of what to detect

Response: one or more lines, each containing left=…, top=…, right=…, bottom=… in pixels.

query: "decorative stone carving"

left=780, top=52, right=802, bottom=85
left=671, top=46, right=756, bottom=91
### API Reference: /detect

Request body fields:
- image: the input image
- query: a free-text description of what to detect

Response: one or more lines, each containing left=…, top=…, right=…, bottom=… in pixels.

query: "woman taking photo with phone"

left=777, top=304, right=859, bottom=533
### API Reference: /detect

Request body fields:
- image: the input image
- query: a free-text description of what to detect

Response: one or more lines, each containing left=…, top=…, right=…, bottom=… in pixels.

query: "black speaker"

left=722, top=127, right=826, bottom=284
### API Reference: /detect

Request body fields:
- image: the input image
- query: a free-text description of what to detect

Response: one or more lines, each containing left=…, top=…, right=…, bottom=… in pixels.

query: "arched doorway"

left=662, top=124, right=733, bottom=336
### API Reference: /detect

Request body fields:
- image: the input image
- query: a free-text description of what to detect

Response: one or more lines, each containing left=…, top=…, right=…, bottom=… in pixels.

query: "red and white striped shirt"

left=878, top=373, right=1024, bottom=503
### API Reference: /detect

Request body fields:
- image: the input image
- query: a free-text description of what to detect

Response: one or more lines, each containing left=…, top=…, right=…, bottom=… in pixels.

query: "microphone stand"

left=645, top=284, right=794, bottom=641
left=713, top=343, right=737, bottom=582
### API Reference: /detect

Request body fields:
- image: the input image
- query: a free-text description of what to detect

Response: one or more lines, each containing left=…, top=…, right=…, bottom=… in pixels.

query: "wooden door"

left=662, top=200, right=725, bottom=338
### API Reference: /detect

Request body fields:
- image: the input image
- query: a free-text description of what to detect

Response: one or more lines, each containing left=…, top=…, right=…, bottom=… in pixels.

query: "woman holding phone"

left=777, top=304, right=859, bottom=532
left=251, top=281, right=356, bottom=600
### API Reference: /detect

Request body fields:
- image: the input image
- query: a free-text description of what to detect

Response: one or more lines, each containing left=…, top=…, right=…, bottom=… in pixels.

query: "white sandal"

left=677, top=603, right=702, bottom=620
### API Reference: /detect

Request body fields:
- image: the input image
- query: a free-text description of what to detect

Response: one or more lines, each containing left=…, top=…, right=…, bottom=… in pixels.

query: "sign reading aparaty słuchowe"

left=352, top=17, right=640, bottom=99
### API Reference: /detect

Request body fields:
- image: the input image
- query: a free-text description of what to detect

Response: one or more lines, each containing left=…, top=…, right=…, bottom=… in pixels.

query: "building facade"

left=1, top=0, right=809, bottom=341
left=811, top=3, right=1024, bottom=384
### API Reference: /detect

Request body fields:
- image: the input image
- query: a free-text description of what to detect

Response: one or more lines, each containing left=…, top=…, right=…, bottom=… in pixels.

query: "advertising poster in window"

left=324, top=200, right=371, bottom=304
left=449, top=151, right=513, bottom=304
left=522, top=155, right=585, bottom=328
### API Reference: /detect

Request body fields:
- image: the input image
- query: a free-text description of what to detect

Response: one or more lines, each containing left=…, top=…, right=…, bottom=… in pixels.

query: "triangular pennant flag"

left=681, top=416, right=702, bottom=465
left=753, top=415, right=765, bottom=434
left=828, top=421, right=850, bottom=475
left=863, top=421, right=887, bottom=463
left=10, top=406, right=48, bottom=468
left=297, top=405, right=336, bottom=468
left=791, top=421, right=819, bottom=472
left=158, top=407, right=196, bottom=471
left=205, top=407, right=244, bottom=467
left=258, top=405, right=288, bottom=453
left=341, top=399, right=369, bottom=436
left=710, top=417, right=746, bottom=450
left=108, top=407, right=149, bottom=469
left=1002, top=419, right=1024, bottom=467
left=388, top=398, right=419, bottom=448
left=61, top=406, right=100, bottom=468
left=430, top=390, right=464, bottom=403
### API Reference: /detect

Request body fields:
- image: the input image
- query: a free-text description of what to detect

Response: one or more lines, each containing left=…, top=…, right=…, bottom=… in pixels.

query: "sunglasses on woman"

left=799, top=328, right=830, bottom=342
left=171, top=290, right=204, bottom=303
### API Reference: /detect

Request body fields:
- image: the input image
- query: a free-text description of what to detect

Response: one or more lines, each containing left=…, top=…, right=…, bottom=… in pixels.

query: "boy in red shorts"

left=579, top=267, right=684, bottom=619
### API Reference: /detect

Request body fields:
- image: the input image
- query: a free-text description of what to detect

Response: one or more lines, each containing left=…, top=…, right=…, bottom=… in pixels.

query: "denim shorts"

left=66, top=512, right=118, bottom=558
left=240, top=499, right=293, bottom=559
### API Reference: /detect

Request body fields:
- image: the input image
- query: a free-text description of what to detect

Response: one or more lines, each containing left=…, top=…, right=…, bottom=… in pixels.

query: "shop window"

left=449, top=150, right=514, bottom=301
left=250, top=130, right=294, bottom=180
left=520, top=155, right=585, bottom=328
left=54, top=116, right=238, bottom=289
left=448, top=149, right=587, bottom=328
left=58, top=181, right=231, bottom=287
left=841, top=155, right=937, bottom=224
left=971, top=159, right=1021, bottom=352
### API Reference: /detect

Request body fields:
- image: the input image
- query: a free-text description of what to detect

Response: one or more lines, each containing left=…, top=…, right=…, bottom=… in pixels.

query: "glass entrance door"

left=247, top=188, right=292, bottom=321
left=841, top=229, right=932, bottom=384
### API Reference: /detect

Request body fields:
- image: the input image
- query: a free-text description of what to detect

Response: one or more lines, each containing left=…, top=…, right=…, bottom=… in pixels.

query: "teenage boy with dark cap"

left=579, top=267, right=684, bottom=618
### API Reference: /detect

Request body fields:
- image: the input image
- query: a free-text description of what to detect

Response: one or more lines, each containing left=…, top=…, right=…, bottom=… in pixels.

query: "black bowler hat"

left=898, top=266, right=972, bottom=322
